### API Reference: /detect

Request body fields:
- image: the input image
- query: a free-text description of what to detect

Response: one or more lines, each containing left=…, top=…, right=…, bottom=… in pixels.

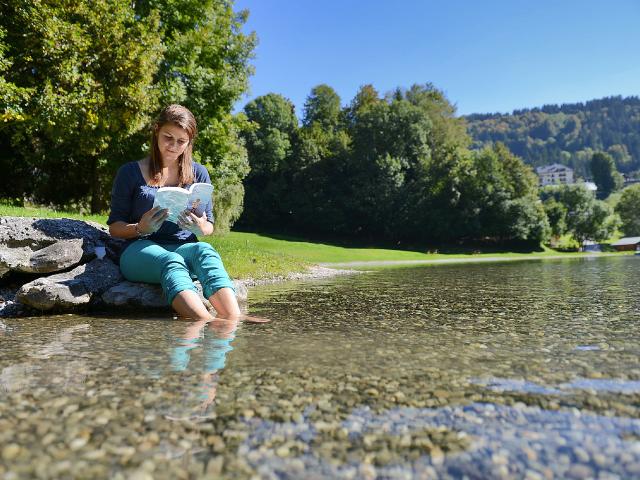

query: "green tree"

left=541, top=184, right=616, bottom=245
left=615, top=184, right=640, bottom=236
left=1, top=0, right=255, bottom=231
left=239, top=93, right=299, bottom=228
left=457, top=144, right=548, bottom=243
left=134, top=0, right=256, bottom=232
left=590, top=151, right=624, bottom=199
left=542, top=198, right=568, bottom=241
left=302, top=84, right=341, bottom=130
left=1, top=0, right=163, bottom=211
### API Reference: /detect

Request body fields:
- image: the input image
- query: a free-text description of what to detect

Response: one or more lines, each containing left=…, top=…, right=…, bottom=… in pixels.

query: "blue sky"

left=233, top=0, right=640, bottom=118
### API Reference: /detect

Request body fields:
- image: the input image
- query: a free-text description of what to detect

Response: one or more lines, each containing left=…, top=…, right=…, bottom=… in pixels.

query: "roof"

left=611, top=237, right=640, bottom=246
left=582, top=181, right=597, bottom=191
left=536, top=163, right=573, bottom=174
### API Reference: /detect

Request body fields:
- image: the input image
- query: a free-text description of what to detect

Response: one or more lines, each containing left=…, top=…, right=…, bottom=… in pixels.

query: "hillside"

left=465, top=96, right=640, bottom=178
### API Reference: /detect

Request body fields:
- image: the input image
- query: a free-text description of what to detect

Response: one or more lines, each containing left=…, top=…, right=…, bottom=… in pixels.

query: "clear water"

left=2, top=256, right=640, bottom=478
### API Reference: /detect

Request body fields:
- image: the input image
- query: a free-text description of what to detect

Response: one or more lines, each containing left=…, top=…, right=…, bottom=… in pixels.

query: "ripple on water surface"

left=1, top=256, right=640, bottom=478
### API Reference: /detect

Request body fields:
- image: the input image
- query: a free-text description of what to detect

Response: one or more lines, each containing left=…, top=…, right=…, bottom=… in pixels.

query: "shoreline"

left=236, top=265, right=362, bottom=289
left=320, top=252, right=634, bottom=268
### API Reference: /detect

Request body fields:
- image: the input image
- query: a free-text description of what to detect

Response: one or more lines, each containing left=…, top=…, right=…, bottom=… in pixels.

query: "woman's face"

left=157, top=123, right=190, bottom=163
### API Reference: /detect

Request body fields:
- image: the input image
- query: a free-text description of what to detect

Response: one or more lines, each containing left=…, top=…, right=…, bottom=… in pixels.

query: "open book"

left=152, top=182, right=214, bottom=224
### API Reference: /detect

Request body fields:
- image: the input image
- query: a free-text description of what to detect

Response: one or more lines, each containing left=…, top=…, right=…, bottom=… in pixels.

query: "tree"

left=1, top=0, right=163, bottom=211
left=239, top=93, right=299, bottom=228
left=542, top=198, right=568, bottom=242
left=541, top=184, right=616, bottom=245
left=1, top=0, right=255, bottom=231
left=134, top=0, right=256, bottom=232
left=454, top=144, right=548, bottom=243
left=302, top=84, right=341, bottom=130
left=590, top=151, right=624, bottom=199
left=615, top=184, right=640, bottom=236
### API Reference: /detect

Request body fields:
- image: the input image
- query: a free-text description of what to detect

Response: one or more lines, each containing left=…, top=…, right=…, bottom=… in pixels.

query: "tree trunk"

left=90, top=156, right=102, bottom=214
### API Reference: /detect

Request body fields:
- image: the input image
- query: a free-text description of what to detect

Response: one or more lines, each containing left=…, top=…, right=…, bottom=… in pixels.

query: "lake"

left=1, top=256, right=640, bottom=478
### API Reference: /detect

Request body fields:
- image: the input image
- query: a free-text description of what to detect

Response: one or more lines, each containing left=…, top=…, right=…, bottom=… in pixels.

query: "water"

left=1, top=256, right=640, bottom=478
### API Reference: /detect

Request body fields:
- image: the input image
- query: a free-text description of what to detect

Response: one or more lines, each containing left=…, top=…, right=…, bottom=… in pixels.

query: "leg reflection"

left=170, top=318, right=239, bottom=417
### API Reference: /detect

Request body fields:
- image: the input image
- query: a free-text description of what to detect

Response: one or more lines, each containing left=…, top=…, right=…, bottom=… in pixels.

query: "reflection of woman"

left=172, top=318, right=239, bottom=414
left=107, top=104, right=240, bottom=320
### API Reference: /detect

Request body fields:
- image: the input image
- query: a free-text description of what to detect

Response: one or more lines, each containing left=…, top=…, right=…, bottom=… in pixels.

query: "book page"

left=187, top=183, right=214, bottom=218
left=153, top=187, right=190, bottom=223
left=153, top=183, right=213, bottom=224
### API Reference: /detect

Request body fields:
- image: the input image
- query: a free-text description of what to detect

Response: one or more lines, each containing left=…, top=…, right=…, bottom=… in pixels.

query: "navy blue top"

left=107, top=161, right=214, bottom=245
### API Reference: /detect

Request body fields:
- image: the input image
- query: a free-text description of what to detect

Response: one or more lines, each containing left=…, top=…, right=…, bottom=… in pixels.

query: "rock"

left=16, top=258, right=122, bottom=311
left=101, top=282, right=167, bottom=309
left=0, top=217, right=125, bottom=278
left=28, top=240, right=85, bottom=273
left=1, top=218, right=251, bottom=316
left=101, top=279, right=246, bottom=310
left=1, top=239, right=85, bottom=276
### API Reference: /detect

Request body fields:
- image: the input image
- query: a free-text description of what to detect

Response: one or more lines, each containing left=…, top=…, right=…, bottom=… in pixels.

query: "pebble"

left=2, top=444, right=21, bottom=461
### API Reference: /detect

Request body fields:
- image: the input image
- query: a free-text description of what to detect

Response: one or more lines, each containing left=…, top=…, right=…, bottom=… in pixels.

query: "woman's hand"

left=178, top=209, right=212, bottom=236
left=138, top=206, right=169, bottom=235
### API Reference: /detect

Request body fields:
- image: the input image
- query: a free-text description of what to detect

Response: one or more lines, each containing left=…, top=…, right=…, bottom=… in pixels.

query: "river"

left=1, top=256, right=639, bottom=478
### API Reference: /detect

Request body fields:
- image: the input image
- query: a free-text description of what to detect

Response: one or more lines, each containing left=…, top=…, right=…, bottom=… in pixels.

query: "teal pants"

left=120, top=240, right=235, bottom=305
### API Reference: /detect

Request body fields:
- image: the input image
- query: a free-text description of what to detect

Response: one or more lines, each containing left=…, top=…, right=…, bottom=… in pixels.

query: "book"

left=152, top=182, right=214, bottom=224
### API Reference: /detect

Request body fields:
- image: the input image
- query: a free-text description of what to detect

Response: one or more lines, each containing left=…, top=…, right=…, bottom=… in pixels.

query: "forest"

left=466, top=96, right=640, bottom=178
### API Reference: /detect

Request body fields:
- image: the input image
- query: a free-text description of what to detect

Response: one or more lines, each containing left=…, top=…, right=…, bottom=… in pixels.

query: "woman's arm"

left=109, top=221, right=141, bottom=239
left=109, top=206, right=170, bottom=239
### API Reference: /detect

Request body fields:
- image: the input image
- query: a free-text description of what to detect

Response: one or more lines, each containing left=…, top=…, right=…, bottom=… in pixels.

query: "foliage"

left=0, top=0, right=163, bottom=211
left=540, top=184, right=618, bottom=244
left=239, top=84, right=549, bottom=245
left=615, top=184, right=640, bottom=236
left=542, top=197, right=568, bottom=239
left=590, top=151, right=623, bottom=199
left=0, top=0, right=255, bottom=232
left=466, top=96, right=640, bottom=177
left=302, top=84, right=342, bottom=130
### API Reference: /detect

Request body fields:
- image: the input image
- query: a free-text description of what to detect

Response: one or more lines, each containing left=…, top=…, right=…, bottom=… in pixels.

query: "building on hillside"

left=581, top=181, right=598, bottom=194
left=611, top=237, right=640, bottom=251
left=536, top=164, right=574, bottom=186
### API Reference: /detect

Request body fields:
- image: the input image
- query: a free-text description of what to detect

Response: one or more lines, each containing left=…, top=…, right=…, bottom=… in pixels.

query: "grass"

left=1, top=204, right=631, bottom=280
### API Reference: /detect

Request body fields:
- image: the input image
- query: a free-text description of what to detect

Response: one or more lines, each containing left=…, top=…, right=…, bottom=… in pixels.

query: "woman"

left=108, top=104, right=241, bottom=320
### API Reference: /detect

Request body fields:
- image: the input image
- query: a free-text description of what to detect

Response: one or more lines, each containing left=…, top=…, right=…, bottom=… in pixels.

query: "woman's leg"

left=120, top=240, right=212, bottom=319
left=174, top=242, right=241, bottom=318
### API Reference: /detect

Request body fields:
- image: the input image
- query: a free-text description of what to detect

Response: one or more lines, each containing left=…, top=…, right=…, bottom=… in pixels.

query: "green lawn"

left=1, top=205, right=629, bottom=280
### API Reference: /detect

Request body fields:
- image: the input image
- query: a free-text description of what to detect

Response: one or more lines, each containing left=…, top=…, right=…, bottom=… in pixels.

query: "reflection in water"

left=170, top=318, right=237, bottom=416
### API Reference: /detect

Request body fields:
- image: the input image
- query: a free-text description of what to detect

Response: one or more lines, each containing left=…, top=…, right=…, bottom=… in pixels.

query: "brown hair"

left=148, top=104, right=197, bottom=186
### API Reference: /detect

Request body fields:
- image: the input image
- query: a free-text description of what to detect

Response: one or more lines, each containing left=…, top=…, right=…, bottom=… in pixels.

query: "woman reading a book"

left=107, top=104, right=242, bottom=321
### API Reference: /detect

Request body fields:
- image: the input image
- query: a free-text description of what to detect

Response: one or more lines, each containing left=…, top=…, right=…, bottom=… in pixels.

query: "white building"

left=536, top=164, right=574, bottom=186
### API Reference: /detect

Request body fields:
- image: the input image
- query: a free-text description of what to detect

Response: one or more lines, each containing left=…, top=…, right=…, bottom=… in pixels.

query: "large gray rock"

left=101, top=279, right=248, bottom=310
left=0, top=216, right=124, bottom=278
left=0, top=239, right=85, bottom=276
left=2, top=217, right=249, bottom=316
left=16, top=258, right=122, bottom=311
left=101, top=281, right=168, bottom=309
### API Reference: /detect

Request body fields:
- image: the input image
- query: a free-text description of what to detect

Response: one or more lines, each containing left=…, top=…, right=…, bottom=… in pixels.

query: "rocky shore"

left=0, top=216, right=355, bottom=318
